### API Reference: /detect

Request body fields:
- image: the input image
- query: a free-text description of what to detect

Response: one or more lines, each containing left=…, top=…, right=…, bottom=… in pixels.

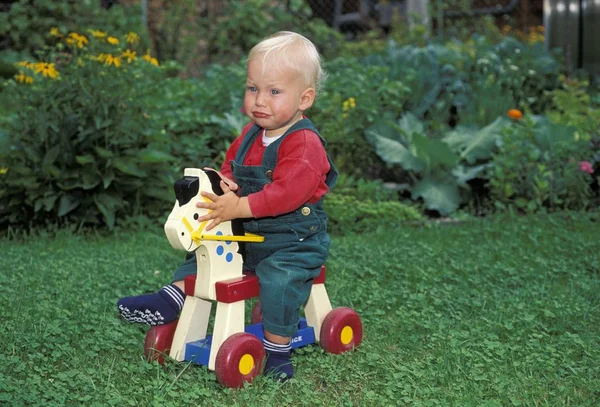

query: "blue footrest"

left=185, top=318, right=316, bottom=366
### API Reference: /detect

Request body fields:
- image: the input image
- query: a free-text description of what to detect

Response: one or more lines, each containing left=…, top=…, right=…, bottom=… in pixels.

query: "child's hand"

left=203, top=167, right=239, bottom=192
left=196, top=181, right=251, bottom=231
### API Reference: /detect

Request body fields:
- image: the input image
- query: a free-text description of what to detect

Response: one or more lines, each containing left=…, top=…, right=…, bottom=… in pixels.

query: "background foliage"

left=0, top=0, right=144, bottom=61
left=0, top=0, right=599, bottom=231
left=0, top=28, right=176, bottom=228
left=488, top=116, right=592, bottom=212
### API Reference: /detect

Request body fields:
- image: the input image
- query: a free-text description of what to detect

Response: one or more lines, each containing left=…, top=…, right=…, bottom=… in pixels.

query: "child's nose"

left=255, top=92, right=266, bottom=107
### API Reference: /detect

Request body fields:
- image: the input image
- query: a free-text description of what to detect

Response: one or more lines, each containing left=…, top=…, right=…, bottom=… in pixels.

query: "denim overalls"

left=232, top=118, right=338, bottom=336
left=172, top=118, right=337, bottom=337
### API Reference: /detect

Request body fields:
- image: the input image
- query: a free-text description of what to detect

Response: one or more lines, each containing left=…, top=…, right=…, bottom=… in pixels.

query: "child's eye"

left=247, top=86, right=257, bottom=93
left=271, top=89, right=280, bottom=95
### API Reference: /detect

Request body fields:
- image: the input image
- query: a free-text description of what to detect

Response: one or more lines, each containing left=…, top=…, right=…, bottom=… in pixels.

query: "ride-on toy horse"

left=145, top=168, right=362, bottom=388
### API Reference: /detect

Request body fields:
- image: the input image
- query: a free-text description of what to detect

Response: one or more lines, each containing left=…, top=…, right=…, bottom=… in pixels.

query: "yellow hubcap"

left=340, top=326, right=353, bottom=345
left=238, top=354, right=254, bottom=375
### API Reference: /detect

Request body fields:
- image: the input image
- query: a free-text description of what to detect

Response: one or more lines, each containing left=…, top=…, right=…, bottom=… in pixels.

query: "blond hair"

left=247, top=31, right=327, bottom=95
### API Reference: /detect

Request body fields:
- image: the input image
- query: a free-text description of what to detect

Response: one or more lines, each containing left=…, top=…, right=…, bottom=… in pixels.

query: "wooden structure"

left=545, top=0, right=600, bottom=76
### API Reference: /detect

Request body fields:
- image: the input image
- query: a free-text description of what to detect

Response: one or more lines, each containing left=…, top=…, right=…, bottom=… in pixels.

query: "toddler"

left=118, top=31, right=338, bottom=382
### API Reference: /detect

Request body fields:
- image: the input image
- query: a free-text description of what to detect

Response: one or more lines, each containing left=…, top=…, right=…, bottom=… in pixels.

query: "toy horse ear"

left=204, top=169, right=225, bottom=196
left=174, top=176, right=199, bottom=206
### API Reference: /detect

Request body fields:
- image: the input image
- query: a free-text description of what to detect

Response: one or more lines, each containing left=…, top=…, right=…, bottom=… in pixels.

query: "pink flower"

left=578, top=161, right=594, bottom=174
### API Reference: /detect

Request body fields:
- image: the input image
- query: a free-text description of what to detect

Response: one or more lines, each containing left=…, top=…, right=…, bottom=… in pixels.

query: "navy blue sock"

left=117, top=285, right=185, bottom=326
left=263, top=338, right=293, bottom=382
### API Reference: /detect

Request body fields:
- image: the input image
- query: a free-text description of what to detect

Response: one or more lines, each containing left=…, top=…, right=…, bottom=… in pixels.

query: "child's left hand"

left=196, top=181, right=252, bottom=231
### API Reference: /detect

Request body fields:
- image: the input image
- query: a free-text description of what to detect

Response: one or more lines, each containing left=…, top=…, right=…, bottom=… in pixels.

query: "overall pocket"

left=288, top=206, right=323, bottom=242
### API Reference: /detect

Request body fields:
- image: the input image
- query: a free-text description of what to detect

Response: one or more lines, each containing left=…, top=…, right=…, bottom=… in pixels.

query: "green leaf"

left=142, top=186, right=173, bottom=201
left=23, top=146, right=41, bottom=163
left=365, top=121, right=424, bottom=172
left=412, top=133, right=459, bottom=171
left=0, top=129, right=10, bottom=157
left=365, top=120, right=400, bottom=143
left=210, top=112, right=247, bottom=136
left=94, top=117, right=113, bottom=130
left=94, top=146, right=113, bottom=158
left=94, top=193, right=120, bottom=229
left=138, top=148, right=176, bottom=163
left=81, top=172, right=100, bottom=190
left=452, top=163, right=492, bottom=187
left=9, top=165, right=32, bottom=176
left=443, top=117, right=509, bottom=163
left=76, top=154, right=96, bottom=165
left=42, top=194, right=58, bottom=212
left=397, top=112, right=424, bottom=138
left=57, top=177, right=82, bottom=190
left=102, top=170, right=115, bottom=189
left=42, top=145, right=61, bottom=167
left=411, top=175, right=460, bottom=215
left=57, top=195, right=79, bottom=217
left=113, top=158, right=147, bottom=177
left=533, top=118, right=577, bottom=149
left=515, top=198, right=528, bottom=208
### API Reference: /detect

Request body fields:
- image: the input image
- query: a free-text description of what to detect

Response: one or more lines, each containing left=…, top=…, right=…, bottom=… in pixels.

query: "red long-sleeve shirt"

left=220, top=123, right=331, bottom=218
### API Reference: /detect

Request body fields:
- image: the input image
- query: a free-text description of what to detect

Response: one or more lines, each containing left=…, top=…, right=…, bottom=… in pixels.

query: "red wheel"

left=320, top=307, right=363, bottom=354
left=144, top=320, right=178, bottom=365
left=215, top=333, right=265, bottom=388
left=250, top=300, right=262, bottom=324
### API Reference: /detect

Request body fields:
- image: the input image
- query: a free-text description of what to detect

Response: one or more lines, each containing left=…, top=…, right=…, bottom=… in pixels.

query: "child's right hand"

left=204, top=167, right=239, bottom=192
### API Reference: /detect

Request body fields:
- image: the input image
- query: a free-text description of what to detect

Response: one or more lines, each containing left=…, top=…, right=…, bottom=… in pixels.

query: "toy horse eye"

left=174, top=176, right=199, bottom=206
left=194, top=213, right=199, bottom=220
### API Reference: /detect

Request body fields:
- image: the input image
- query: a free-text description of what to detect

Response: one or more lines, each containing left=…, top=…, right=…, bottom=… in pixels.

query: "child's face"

left=244, top=58, right=314, bottom=137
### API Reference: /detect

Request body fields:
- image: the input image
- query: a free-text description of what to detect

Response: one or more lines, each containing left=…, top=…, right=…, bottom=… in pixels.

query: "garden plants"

left=1, top=27, right=173, bottom=229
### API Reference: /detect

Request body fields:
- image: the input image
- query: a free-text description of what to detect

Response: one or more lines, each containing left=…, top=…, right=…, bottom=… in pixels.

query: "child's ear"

left=299, top=87, right=316, bottom=111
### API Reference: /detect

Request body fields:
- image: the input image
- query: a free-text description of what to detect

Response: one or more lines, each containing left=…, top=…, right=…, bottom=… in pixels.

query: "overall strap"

left=233, top=123, right=262, bottom=163
left=262, top=118, right=338, bottom=190
left=262, top=118, right=320, bottom=169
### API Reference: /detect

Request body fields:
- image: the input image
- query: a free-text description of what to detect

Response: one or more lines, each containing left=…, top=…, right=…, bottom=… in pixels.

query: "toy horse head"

left=164, top=168, right=236, bottom=252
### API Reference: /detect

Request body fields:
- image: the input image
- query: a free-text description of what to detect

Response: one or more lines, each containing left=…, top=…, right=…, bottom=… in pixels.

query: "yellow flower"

left=142, top=50, right=159, bottom=66
left=107, top=36, right=119, bottom=45
left=33, top=62, right=60, bottom=79
left=342, top=97, right=356, bottom=112
left=92, top=53, right=108, bottom=63
left=49, top=27, right=62, bottom=37
left=0, top=167, right=8, bottom=175
left=16, top=61, right=34, bottom=69
left=89, top=29, right=107, bottom=39
left=15, top=73, right=34, bottom=84
left=66, top=32, right=88, bottom=48
left=126, top=32, right=139, bottom=44
left=104, top=54, right=121, bottom=68
left=121, top=49, right=137, bottom=63
left=527, top=30, right=544, bottom=43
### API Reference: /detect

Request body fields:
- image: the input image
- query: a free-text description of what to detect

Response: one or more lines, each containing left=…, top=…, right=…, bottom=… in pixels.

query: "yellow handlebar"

left=191, top=231, right=265, bottom=243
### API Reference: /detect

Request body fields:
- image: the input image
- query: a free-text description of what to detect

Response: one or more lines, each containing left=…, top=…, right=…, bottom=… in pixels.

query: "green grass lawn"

left=1, top=212, right=599, bottom=406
